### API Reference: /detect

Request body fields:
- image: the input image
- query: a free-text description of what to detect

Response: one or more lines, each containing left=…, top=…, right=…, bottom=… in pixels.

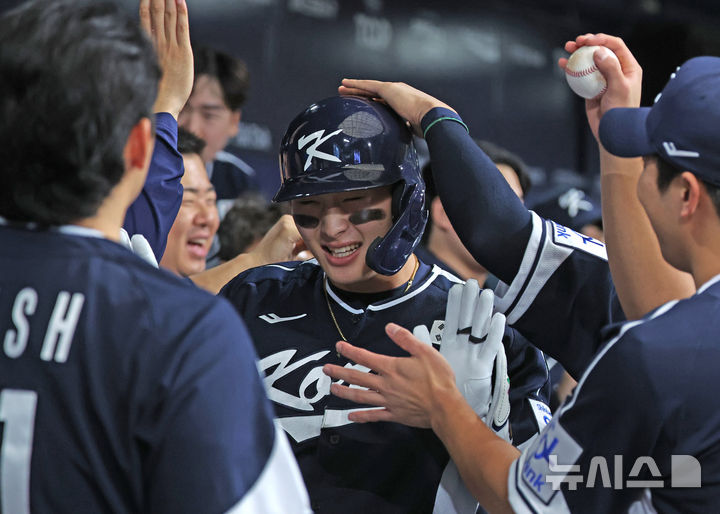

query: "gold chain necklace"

left=322, top=255, right=420, bottom=346
left=403, top=254, right=420, bottom=293
left=323, top=274, right=349, bottom=343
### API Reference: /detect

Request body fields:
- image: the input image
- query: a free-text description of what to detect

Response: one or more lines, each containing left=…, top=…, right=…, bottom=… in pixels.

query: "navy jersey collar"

left=0, top=217, right=104, bottom=239
left=324, top=260, right=450, bottom=314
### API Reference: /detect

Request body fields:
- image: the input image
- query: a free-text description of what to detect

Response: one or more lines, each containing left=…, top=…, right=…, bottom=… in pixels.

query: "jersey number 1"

left=0, top=389, right=37, bottom=514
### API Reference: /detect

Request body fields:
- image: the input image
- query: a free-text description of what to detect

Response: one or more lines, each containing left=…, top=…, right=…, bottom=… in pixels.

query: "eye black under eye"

left=293, top=214, right=319, bottom=228
left=349, top=209, right=386, bottom=225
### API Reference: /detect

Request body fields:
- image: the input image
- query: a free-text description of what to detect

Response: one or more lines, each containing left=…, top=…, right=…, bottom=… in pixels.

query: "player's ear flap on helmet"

left=276, top=95, right=428, bottom=275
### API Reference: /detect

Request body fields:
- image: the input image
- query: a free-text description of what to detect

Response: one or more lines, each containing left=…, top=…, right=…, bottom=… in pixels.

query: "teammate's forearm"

left=599, top=149, right=694, bottom=319
left=423, top=110, right=532, bottom=284
left=430, top=388, right=518, bottom=514
left=190, top=253, right=262, bottom=294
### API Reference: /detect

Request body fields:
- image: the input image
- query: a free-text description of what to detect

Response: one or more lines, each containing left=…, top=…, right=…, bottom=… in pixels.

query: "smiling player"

left=160, top=129, right=220, bottom=276
left=219, top=95, right=550, bottom=513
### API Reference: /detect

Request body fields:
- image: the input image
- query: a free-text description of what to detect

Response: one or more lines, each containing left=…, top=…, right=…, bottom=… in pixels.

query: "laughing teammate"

left=160, top=129, right=220, bottom=277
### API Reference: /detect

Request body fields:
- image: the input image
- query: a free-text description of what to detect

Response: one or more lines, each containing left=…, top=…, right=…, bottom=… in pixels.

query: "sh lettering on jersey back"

left=3, top=287, right=85, bottom=363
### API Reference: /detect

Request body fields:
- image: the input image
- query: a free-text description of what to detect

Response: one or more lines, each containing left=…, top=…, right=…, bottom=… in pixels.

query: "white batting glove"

left=414, top=318, right=478, bottom=513
left=412, top=324, right=433, bottom=346
left=119, top=229, right=159, bottom=268
left=441, top=280, right=511, bottom=442
left=424, top=282, right=511, bottom=514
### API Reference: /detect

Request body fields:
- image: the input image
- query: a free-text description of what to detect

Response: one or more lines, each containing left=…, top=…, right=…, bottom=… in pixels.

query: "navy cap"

left=599, top=56, right=720, bottom=186
left=530, top=186, right=602, bottom=232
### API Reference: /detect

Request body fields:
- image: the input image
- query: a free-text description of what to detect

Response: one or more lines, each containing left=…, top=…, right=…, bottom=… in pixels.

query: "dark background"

left=4, top=0, right=720, bottom=199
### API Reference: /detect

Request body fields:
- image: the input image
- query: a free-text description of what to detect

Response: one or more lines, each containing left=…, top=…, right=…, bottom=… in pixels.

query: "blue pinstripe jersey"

left=0, top=224, right=310, bottom=514
left=220, top=257, right=551, bottom=513
left=499, top=213, right=720, bottom=513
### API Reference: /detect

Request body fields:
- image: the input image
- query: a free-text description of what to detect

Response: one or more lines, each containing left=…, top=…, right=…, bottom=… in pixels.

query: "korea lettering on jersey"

left=224, top=261, right=465, bottom=445
left=259, top=347, right=382, bottom=443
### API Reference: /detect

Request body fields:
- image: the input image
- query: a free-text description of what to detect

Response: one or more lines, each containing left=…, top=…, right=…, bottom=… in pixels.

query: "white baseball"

left=564, top=45, right=618, bottom=99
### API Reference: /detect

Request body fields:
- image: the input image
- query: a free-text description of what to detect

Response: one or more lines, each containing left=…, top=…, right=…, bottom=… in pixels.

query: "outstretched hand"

left=323, top=322, right=463, bottom=429
left=140, top=0, right=194, bottom=119
left=338, top=79, right=455, bottom=137
left=558, top=33, right=642, bottom=140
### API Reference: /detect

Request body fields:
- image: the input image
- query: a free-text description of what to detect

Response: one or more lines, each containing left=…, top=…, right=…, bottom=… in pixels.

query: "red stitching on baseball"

left=565, top=65, right=599, bottom=78
left=593, top=85, right=608, bottom=98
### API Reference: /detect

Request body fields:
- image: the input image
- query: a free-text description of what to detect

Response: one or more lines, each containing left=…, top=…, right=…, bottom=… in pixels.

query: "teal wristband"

left=422, top=116, right=469, bottom=139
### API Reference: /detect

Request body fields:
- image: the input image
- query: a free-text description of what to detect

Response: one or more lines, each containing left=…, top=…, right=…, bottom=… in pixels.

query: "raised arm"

left=140, top=0, right=193, bottom=120
left=339, top=80, right=531, bottom=284
left=124, top=0, right=194, bottom=260
left=559, top=34, right=694, bottom=318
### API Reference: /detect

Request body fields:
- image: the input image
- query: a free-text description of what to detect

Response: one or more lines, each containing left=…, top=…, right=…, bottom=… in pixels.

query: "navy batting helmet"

left=276, top=95, right=427, bottom=275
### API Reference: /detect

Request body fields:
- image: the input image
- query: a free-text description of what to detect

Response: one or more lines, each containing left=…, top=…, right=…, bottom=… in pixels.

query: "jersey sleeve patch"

left=550, top=221, right=607, bottom=260
left=515, top=416, right=582, bottom=508
left=528, top=398, right=553, bottom=432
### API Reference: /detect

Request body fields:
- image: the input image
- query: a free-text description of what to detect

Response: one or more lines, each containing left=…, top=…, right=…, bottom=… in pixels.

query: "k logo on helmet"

left=297, top=129, right=342, bottom=170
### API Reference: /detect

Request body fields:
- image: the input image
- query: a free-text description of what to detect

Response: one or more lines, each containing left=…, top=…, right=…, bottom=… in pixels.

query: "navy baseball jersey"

left=220, top=258, right=551, bottom=513
left=494, top=211, right=624, bottom=379
left=488, top=211, right=720, bottom=511
left=0, top=223, right=310, bottom=514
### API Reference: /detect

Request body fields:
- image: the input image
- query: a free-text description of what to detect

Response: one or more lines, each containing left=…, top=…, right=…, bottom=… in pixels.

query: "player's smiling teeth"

left=329, top=243, right=360, bottom=257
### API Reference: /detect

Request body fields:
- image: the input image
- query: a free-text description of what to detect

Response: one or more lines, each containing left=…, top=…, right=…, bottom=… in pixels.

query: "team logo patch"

left=551, top=221, right=607, bottom=260
left=522, top=416, right=582, bottom=504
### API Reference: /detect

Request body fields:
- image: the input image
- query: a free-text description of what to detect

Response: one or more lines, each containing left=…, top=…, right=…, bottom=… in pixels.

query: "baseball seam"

left=565, top=65, right=599, bottom=78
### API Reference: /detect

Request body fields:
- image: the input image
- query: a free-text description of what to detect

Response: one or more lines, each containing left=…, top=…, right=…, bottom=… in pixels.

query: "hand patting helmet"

left=276, top=96, right=427, bottom=275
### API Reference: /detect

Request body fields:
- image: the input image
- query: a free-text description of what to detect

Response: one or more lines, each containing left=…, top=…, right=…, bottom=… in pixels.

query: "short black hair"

left=217, top=193, right=285, bottom=261
left=423, top=139, right=531, bottom=202
left=177, top=127, right=206, bottom=157
left=193, top=46, right=249, bottom=111
left=0, top=0, right=159, bottom=225
left=655, top=155, right=720, bottom=218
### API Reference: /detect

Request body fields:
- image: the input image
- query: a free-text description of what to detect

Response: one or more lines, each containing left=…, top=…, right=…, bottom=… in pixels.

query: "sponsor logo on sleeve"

left=551, top=222, right=607, bottom=260
left=522, top=417, right=582, bottom=504
left=521, top=417, right=702, bottom=503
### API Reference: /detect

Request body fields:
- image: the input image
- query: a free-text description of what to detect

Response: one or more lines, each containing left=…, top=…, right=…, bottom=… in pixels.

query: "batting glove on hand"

left=119, top=229, right=159, bottom=268
left=441, top=280, right=511, bottom=442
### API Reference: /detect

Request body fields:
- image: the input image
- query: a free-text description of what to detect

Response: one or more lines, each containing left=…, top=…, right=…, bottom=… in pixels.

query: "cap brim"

left=599, top=107, right=654, bottom=158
